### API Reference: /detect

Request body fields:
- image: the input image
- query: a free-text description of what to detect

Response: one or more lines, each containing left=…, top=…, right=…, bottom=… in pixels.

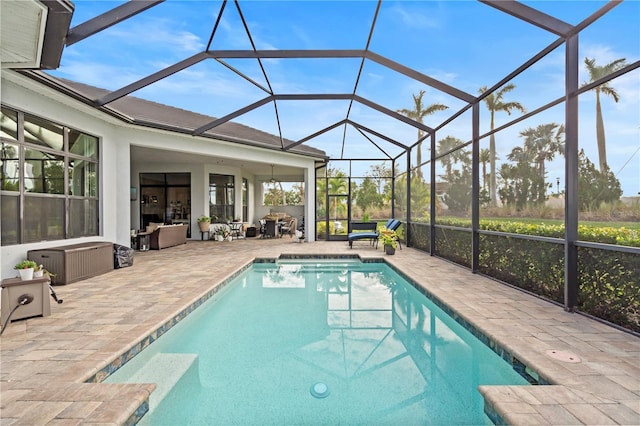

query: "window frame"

left=0, top=106, right=100, bottom=245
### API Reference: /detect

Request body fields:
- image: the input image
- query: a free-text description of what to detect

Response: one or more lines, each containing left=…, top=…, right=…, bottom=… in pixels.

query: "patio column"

left=471, top=103, right=480, bottom=273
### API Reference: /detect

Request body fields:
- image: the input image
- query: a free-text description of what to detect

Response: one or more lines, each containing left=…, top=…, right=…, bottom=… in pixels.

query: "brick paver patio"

left=1, top=238, right=638, bottom=425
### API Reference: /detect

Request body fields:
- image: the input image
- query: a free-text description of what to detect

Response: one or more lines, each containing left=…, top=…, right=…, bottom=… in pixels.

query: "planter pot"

left=384, top=245, right=396, bottom=255
left=33, top=270, right=44, bottom=278
left=227, top=236, right=233, bottom=242
left=217, top=235, right=224, bottom=242
left=18, top=268, right=34, bottom=280
left=198, top=221, right=210, bottom=232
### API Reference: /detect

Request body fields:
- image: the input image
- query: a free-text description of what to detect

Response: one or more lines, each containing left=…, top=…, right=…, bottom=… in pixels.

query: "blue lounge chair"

left=348, top=219, right=399, bottom=249
left=348, top=222, right=379, bottom=249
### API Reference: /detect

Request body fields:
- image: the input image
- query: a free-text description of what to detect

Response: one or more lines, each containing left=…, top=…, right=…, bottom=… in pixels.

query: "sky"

left=50, top=0, right=639, bottom=196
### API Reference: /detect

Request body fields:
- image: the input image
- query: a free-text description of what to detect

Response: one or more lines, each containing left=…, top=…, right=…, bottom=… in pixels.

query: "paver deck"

left=1, top=238, right=639, bottom=425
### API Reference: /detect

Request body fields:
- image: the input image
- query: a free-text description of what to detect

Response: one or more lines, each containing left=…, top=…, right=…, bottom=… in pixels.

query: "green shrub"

left=410, top=219, right=639, bottom=332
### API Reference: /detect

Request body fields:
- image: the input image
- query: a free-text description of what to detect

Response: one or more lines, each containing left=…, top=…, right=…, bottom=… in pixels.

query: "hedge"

left=410, top=220, right=639, bottom=333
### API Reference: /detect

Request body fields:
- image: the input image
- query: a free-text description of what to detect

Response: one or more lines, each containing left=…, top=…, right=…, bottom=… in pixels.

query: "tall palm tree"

left=479, top=84, right=526, bottom=207
left=396, top=90, right=448, bottom=178
left=582, top=57, right=627, bottom=171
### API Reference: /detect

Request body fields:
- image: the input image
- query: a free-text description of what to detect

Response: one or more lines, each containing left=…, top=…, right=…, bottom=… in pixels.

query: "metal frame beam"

left=347, top=121, right=408, bottom=150
left=193, top=96, right=273, bottom=135
left=191, top=93, right=431, bottom=143
left=481, top=0, right=574, bottom=37
left=96, top=53, right=209, bottom=106
left=564, top=34, right=579, bottom=312
left=66, top=0, right=164, bottom=46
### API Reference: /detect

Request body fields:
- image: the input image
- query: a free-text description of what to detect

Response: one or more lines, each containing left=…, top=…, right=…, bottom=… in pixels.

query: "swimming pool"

left=106, top=258, right=530, bottom=424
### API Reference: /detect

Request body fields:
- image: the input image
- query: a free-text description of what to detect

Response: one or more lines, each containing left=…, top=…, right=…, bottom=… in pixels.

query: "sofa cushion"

left=146, top=222, right=164, bottom=233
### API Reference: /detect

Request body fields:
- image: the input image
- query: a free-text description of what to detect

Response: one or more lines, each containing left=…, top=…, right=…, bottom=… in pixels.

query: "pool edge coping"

left=85, top=254, right=544, bottom=425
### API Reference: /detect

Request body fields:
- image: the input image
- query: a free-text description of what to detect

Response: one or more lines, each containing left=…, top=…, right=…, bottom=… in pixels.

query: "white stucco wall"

left=1, top=70, right=317, bottom=279
left=1, top=71, right=129, bottom=279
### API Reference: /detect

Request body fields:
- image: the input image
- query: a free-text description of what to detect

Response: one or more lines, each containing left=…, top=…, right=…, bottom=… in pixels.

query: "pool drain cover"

left=310, top=382, right=330, bottom=398
left=545, top=349, right=581, bottom=363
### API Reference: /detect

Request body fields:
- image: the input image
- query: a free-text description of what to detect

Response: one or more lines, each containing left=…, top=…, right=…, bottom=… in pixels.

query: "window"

left=209, top=174, right=235, bottom=222
left=242, top=178, right=248, bottom=222
left=0, top=107, right=100, bottom=245
left=140, top=172, right=191, bottom=237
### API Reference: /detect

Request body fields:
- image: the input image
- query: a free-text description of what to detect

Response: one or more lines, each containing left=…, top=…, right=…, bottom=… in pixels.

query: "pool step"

left=121, top=353, right=199, bottom=415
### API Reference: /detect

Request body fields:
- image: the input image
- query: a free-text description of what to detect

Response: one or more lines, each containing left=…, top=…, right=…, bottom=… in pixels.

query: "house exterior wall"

left=1, top=71, right=128, bottom=280
left=1, top=70, right=317, bottom=280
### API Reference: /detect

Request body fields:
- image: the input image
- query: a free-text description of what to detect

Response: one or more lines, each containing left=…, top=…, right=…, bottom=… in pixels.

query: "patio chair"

left=348, top=222, right=379, bottom=249
left=280, top=218, right=296, bottom=238
left=229, top=222, right=244, bottom=239
left=347, top=219, right=401, bottom=249
left=264, top=220, right=277, bottom=238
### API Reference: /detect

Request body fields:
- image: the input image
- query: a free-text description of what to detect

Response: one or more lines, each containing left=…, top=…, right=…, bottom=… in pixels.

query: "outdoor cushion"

left=348, top=231, right=378, bottom=248
left=348, top=222, right=379, bottom=249
left=387, top=219, right=401, bottom=231
left=146, top=222, right=164, bottom=233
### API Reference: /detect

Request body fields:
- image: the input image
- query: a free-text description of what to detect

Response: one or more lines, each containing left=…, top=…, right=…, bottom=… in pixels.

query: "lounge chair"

left=348, top=219, right=390, bottom=249
left=347, top=219, right=402, bottom=249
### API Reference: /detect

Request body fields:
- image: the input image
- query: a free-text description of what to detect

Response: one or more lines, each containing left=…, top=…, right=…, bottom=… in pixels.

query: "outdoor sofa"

left=149, top=224, right=189, bottom=250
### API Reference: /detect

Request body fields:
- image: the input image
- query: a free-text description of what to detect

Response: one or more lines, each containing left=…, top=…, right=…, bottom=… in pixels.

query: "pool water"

left=106, top=260, right=529, bottom=425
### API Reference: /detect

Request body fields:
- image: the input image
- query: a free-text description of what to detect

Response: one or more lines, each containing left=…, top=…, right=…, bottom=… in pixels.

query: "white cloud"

left=389, top=4, right=442, bottom=30
left=53, top=61, right=143, bottom=90
left=108, top=18, right=205, bottom=54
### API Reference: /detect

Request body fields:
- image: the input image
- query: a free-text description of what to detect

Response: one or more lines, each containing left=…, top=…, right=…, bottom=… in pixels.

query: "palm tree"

left=479, top=84, right=526, bottom=206
left=479, top=148, right=491, bottom=191
left=328, top=171, right=348, bottom=219
left=582, top=57, right=627, bottom=171
left=519, top=123, right=565, bottom=180
left=437, top=136, right=468, bottom=178
left=396, top=90, right=448, bottom=178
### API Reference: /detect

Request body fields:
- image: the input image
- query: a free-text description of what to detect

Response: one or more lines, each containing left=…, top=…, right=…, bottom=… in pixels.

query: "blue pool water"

left=106, top=259, right=529, bottom=425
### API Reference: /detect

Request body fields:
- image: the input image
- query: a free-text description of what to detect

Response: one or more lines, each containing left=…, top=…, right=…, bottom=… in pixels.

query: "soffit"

left=0, top=0, right=47, bottom=68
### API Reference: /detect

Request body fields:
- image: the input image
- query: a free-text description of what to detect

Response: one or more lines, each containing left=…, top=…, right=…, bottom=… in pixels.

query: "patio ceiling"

left=12, top=1, right=622, bottom=162
left=130, top=145, right=303, bottom=178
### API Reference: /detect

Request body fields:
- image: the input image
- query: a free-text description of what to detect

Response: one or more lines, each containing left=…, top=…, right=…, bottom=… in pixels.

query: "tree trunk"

left=595, top=91, right=607, bottom=171
left=489, top=133, right=497, bottom=207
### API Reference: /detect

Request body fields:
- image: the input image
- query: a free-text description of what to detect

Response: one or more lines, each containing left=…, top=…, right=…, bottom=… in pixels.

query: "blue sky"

left=51, top=1, right=639, bottom=196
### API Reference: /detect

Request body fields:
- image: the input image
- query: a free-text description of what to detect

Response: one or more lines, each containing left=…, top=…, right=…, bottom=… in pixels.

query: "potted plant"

left=34, top=264, right=55, bottom=279
left=14, top=260, right=38, bottom=280
left=197, top=215, right=211, bottom=232
left=215, top=226, right=227, bottom=242
left=378, top=231, right=398, bottom=255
